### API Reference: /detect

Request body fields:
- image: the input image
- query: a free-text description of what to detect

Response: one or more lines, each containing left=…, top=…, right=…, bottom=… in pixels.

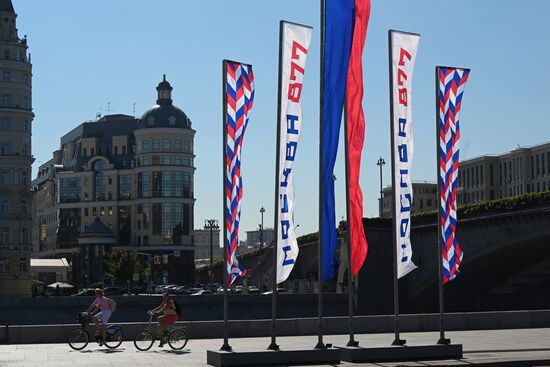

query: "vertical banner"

left=346, top=0, right=371, bottom=277
left=224, top=60, right=254, bottom=286
left=322, top=0, right=354, bottom=282
left=437, top=66, right=470, bottom=283
left=276, top=22, right=312, bottom=284
left=389, top=30, right=420, bottom=279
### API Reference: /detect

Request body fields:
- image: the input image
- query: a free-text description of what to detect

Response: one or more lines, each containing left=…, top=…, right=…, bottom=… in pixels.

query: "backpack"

left=107, top=298, right=117, bottom=312
left=173, top=300, right=181, bottom=317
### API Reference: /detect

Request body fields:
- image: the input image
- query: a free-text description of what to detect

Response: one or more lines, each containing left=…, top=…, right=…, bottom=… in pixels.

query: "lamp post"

left=377, top=156, right=386, bottom=217
left=259, top=207, right=265, bottom=292
left=204, top=219, right=219, bottom=283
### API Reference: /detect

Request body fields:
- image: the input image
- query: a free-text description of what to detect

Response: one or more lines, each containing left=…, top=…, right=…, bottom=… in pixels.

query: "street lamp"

left=377, top=157, right=386, bottom=217
left=259, top=207, right=265, bottom=292
left=204, top=219, right=219, bottom=283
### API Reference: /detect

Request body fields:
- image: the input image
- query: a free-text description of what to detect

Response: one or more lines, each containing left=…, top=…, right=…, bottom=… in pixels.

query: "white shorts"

left=94, top=310, right=112, bottom=325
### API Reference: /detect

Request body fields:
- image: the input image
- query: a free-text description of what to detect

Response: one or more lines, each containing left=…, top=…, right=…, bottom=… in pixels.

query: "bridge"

left=202, top=201, right=550, bottom=315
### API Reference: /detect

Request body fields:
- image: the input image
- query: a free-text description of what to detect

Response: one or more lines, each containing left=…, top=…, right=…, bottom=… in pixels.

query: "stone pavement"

left=1, top=328, right=549, bottom=366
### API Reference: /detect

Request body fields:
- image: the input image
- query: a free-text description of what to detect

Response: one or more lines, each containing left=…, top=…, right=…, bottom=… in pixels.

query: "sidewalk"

left=1, top=328, right=549, bottom=366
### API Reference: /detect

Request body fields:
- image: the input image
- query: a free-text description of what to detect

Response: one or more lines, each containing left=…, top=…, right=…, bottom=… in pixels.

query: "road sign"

left=144, top=268, right=151, bottom=276
left=133, top=273, right=139, bottom=281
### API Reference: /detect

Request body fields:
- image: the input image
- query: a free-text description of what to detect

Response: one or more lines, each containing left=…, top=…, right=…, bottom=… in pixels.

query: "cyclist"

left=86, top=288, right=111, bottom=345
left=150, top=293, right=178, bottom=347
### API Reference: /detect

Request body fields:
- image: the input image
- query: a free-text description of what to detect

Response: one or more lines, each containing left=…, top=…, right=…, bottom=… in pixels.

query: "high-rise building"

left=32, top=76, right=196, bottom=286
left=245, top=228, right=275, bottom=248
left=193, top=228, right=221, bottom=261
left=0, top=0, right=33, bottom=296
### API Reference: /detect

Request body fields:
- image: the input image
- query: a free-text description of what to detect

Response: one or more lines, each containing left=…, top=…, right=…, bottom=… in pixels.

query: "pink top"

left=92, top=296, right=109, bottom=311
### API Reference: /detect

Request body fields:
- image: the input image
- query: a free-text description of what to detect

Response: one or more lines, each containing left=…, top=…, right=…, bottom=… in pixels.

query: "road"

left=1, top=328, right=549, bottom=366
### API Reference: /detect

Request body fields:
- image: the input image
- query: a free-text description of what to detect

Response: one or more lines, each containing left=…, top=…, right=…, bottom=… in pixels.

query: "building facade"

left=381, top=182, right=437, bottom=218
left=32, top=77, right=196, bottom=286
left=0, top=0, right=33, bottom=295
left=193, top=228, right=221, bottom=261
left=245, top=228, right=275, bottom=248
left=458, top=142, right=550, bottom=205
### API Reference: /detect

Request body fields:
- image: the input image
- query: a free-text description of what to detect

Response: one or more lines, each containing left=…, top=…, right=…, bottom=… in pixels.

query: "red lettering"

left=398, top=48, right=412, bottom=66
left=397, top=69, right=408, bottom=87
left=289, top=61, right=305, bottom=81
left=287, top=83, right=303, bottom=102
left=291, top=41, right=308, bottom=60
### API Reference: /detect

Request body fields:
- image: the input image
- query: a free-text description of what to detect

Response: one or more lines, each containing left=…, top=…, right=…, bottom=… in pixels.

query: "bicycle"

left=133, top=311, right=188, bottom=351
left=68, top=312, right=123, bottom=351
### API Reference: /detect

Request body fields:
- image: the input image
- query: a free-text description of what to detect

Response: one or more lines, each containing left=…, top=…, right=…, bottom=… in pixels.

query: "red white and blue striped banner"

left=224, top=60, right=254, bottom=286
left=276, top=21, right=312, bottom=284
left=390, top=30, right=420, bottom=279
left=437, top=66, right=470, bottom=283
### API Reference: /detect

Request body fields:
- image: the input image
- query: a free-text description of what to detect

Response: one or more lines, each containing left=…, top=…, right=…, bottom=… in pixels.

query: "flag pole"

left=315, top=0, right=327, bottom=351
left=267, top=20, right=285, bottom=352
left=220, top=59, right=232, bottom=352
left=343, top=97, right=358, bottom=347
left=387, top=30, right=406, bottom=347
left=435, top=66, right=450, bottom=345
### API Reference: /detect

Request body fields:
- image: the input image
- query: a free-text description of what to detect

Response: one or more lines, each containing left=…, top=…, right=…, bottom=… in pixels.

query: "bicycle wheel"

left=68, top=328, right=89, bottom=351
left=105, top=330, right=123, bottom=349
left=133, top=329, right=154, bottom=351
left=168, top=329, right=188, bottom=350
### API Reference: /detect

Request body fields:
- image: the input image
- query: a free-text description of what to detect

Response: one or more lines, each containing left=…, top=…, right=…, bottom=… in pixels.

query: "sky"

left=16, top=0, right=550, bottom=237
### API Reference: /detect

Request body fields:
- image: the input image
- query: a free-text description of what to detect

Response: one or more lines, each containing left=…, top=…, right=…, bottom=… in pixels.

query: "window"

left=174, top=156, right=182, bottom=165
left=84, top=208, right=89, bottom=216
left=152, top=139, right=160, bottom=151
left=1, top=71, right=9, bottom=81
left=183, top=141, right=192, bottom=153
left=0, top=198, right=9, bottom=214
left=143, top=140, right=150, bottom=151
left=2, top=94, right=10, bottom=107
left=118, top=174, right=132, bottom=200
left=57, top=178, right=81, bottom=203
left=137, top=141, right=142, bottom=152
left=4, top=49, right=9, bottom=59
left=94, top=160, right=107, bottom=200
left=92, top=207, right=97, bottom=216
left=152, top=155, right=160, bottom=165
left=21, top=228, right=28, bottom=244
left=114, top=146, right=118, bottom=155
left=108, top=207, right=113, bottom=216
left=0, top=258, right=9, bottom=273
left=142, top=156, right=150, bottom=166
left=19, top=258, right=27, bottom=272
left=1, top=118, right=9, bottom=130
left=164, top=139, right=171, bottom=150
left=21, top=199, right=27, bottom=216
left=138, top=172, right=150, bottom=198
left=0, top=170, right=10, bottom=185
left=163, top=155, right=171, bottom=165
left=0, top=227, right=9, bottom=244
left=174, top=140, right=182, bottom=151
left=1, top=143, right=9, bottom=155
left=83, top=148, right=87, bottom=157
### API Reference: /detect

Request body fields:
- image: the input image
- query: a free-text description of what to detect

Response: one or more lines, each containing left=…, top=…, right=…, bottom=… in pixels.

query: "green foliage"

left=106, top=249, right=144, bottom=284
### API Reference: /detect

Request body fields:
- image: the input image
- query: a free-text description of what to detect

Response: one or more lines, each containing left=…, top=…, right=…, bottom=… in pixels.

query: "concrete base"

left=207, top=348, right=341, bottom=367
left=338, top=344, right=463, bottom=363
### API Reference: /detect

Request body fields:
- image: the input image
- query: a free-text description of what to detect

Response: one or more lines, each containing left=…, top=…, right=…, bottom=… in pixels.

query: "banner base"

left=338, top=344, right=463, bottom=363
left=207, top=348, right=340, bottom=367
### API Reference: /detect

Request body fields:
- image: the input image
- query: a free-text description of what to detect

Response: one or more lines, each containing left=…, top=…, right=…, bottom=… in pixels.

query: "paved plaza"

left=1, top=328, right=549, bottom=366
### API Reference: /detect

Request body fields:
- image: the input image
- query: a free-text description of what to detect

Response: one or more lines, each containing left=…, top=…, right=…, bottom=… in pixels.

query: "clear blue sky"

left=18, top=0, right=550, bottom=237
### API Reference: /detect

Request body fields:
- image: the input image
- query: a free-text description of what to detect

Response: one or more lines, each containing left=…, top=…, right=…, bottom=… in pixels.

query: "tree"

left=107, top=249, right=143, bottom=285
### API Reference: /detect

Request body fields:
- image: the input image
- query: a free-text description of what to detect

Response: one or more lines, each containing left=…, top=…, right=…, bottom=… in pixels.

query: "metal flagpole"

left=387, top=30, right=406, bottom=346
left=343, top=98, right=359, bottom=347
left=220, top=59, right=232, bottom=352
left=315, top=0, right=327, bottom=351
left=267, top=20, right=285, bottom=352
left=435, top=66, right=450, bottom=345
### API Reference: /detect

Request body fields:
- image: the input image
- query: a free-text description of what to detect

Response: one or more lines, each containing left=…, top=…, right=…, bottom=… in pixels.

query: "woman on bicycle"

left=150, top=293, right=178, bottom=347
left=86, top=288, right=111, bottom=345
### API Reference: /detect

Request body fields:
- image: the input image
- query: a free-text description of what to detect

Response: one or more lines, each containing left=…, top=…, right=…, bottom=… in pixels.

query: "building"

left=0, top=0, right=33, bottom=295
left=193, top=228, right=221, bottom=261
left=245, top=228, right=275, bottom=248
left=458, top=142, right=550, bottom=205
left=381, top=182, right=437, bottom=218
left=32, top=76, right=196, bottom=286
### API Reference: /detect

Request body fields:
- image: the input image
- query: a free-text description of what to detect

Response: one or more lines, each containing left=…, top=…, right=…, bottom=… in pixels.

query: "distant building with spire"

left=0, top=0, right=34, bottom=296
